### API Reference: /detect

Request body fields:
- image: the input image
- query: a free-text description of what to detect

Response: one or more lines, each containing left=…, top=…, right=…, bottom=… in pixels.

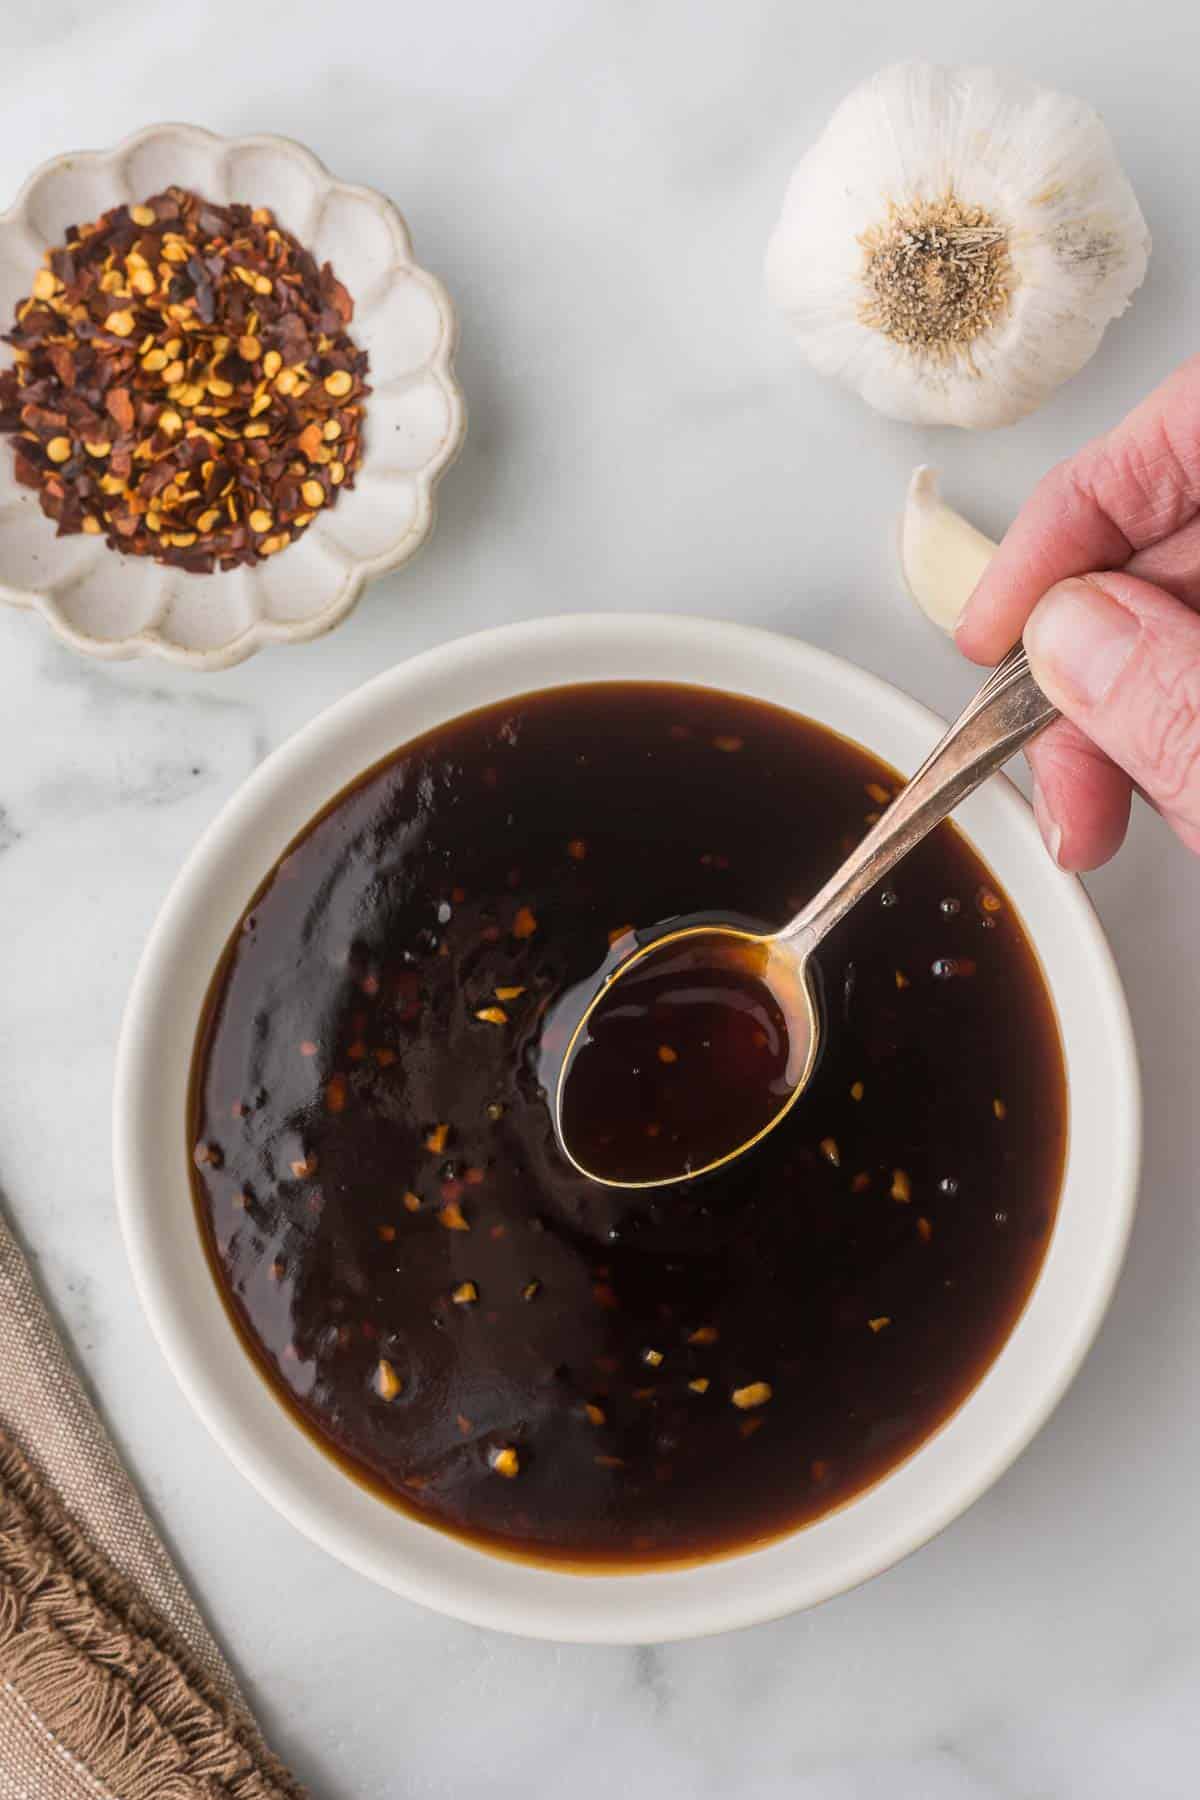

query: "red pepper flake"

left=424, top=1122, right=449, bottom=1154
left=916, top=1216, right=933, bottom=1242
left=0, top=187, right=367, bottom=571
left=567, top=838, right=588, bottom=861
left=347, top=1041, right=366, bottom=1061
left=593, top=1454, right=626, bottom=1470
left=713, top=735, right=744, bottom=752
left=451, top=886, right=466, bottom=904
left=299, top=1040, right=318, bottom=1058
left=373, top=1047, right=397, bottom=1068
left=592, top=1282, right=619, bottom=1311
left=687, top=1325, right=719, bottom=1346
left=851, top=1171, right=872, bottom=1193
left=289, top=1153, right=318, bottom=1179
left=739, top=1416, right=766, bottom=1439
left=403, top=1191, right=421, bottom=1213
left=511, top=905, right=538, bottom=940
left=374, top=1359, right=403, bottom=1401
left=731, top=1382, right=772, bottom=1410
left=464, top=1166, right=487, bottom=1186
left=377, top=1223, right=397, bottom=1243
left=457, top=1413, right=473, bottom=1435
left=489, top=1223, right=508, bottom=1241
left=438, top=1201, right=470, bottom=1232
left=325, top=1075, right=347, bottom=1114
left=360, top=973, right=380, bottom=997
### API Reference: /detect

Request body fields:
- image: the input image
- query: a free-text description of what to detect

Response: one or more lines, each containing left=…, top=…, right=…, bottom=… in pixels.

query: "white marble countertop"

left=2, top=3, right=1200, bottom=1794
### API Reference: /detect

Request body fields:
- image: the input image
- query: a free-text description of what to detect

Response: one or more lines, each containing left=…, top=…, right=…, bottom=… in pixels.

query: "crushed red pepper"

left=0, top=186, right=367, bottom=571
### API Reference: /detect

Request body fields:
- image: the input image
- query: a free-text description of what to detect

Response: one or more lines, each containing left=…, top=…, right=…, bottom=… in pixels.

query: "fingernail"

left=1024, top=578, right=1139, bottom=709
left=1031, top=776, right=1064, bottom=868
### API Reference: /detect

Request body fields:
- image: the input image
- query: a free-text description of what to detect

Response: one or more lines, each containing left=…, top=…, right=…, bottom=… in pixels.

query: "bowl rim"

left=112, top=613, right=1141, bottom=1642
left=0, top=121, right=466, bottom=669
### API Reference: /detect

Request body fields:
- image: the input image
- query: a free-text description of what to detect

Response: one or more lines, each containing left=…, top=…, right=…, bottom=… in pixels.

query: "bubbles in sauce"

left=559, top=931, right=813, bottom=1184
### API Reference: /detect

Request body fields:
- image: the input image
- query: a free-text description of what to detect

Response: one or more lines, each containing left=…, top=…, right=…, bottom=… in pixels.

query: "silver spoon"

left=554, top=645, right=1058, bottom=1188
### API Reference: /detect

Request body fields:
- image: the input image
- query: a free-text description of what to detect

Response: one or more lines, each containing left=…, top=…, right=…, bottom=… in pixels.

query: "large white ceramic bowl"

left=113, top=615, right=1140, bottom=1642
left=0, top=124, right=465, bottom=668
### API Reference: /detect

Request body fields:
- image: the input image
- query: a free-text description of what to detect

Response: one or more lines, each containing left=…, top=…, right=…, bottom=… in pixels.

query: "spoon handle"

left=779, top=645, right=1059, bottom=952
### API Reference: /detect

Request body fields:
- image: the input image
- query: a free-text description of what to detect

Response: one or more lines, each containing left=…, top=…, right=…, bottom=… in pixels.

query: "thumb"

left=1024, top=573, right=1200, bottom=854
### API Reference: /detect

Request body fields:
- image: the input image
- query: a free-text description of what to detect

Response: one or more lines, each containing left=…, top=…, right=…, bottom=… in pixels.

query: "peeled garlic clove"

left=766, top=61, right=1150, bottom=429
left=899, top=467, right=998, bottom=632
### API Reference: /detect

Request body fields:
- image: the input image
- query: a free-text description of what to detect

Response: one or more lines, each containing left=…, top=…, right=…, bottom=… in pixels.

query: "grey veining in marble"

left=2, top=2, right=1200, bottom=1794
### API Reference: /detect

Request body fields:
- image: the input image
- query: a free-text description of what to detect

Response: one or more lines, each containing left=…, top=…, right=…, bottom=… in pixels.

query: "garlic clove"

left=767, top=62, right=1151, bottom=430
left=899, top=467, right=998, bottom=632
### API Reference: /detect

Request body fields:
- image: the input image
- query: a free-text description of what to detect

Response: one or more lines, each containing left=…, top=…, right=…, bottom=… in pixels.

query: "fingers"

left=1024, top=572, right=1200, bottom=854
left=958, top=355, right=1200, bottom=663
left=1125, top=513, right=1200, bottom=608
left=1025, top=722, right=1133, bottom=871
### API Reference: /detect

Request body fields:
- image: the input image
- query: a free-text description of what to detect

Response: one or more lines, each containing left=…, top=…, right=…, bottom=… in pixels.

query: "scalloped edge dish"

left=0, top=123, right=466, bottom=669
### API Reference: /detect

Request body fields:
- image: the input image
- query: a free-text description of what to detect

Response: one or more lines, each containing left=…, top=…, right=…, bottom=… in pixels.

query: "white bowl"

left=113, top=615, right=1140, bottom=1642
left=0, top=124, right=465, bottom=669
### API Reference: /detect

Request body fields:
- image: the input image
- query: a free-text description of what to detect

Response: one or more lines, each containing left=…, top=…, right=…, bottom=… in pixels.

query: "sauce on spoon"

left=558, top=929, right=814, bottom=1185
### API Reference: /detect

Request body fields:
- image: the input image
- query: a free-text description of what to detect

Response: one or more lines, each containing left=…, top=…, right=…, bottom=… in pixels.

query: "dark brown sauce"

left=558, top=930, right=809, bottom=1184
left=190, top=682, right=1066, bottom=1568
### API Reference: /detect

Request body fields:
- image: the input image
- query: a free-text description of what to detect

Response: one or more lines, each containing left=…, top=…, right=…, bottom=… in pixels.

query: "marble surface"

left=1, top=2, right=1199, bottom=1793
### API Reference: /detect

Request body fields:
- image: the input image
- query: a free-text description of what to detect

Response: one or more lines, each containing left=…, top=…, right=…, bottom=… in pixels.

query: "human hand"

left=956, top=355, right=1200, bottom=869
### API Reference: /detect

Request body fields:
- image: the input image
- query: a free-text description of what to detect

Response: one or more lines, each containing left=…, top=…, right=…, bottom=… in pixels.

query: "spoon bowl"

left=554, top=922, right=822, bottom=1188
left=554, top=645, right=1057, bottom=1188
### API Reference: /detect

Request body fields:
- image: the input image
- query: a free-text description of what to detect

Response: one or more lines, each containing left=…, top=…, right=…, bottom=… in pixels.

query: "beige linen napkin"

left=0, top=1202, right=304, bottom=1799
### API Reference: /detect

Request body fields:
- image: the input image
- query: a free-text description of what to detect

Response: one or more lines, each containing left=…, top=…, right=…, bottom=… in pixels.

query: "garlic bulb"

left=900, top=467, right=998, bottom=630
left=766, top=62, right=1150, bottom=429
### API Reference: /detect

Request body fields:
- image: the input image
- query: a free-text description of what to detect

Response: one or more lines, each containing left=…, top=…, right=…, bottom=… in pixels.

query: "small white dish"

left=113, top=615, right=1140, bottom=1642
left=0, top=124, right=465, bottom=669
